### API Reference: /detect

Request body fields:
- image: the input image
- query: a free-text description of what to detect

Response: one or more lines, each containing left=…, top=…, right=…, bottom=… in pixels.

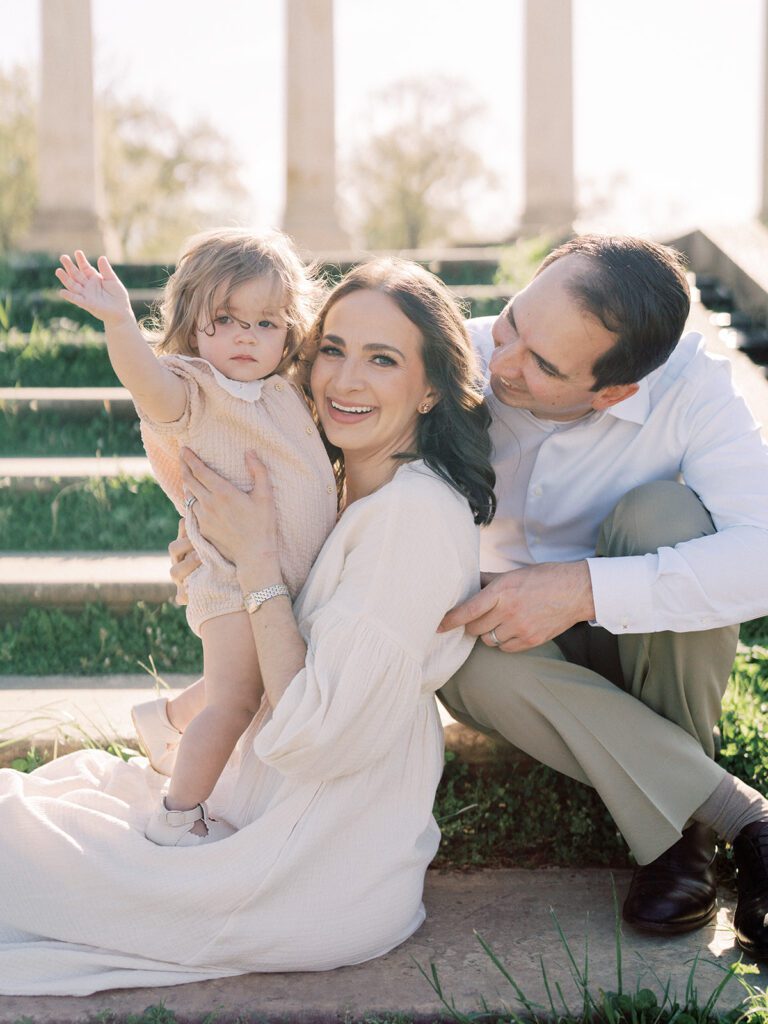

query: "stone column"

left=23, top=0, right=110, bottom=256
left=761, top=0, right=768, bottom=223
left=520, top=0, right=576, bottom=235
left=283, top=0, right=348, bottom=252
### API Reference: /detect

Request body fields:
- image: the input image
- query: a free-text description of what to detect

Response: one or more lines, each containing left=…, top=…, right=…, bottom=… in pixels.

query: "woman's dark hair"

left=305, top=258, right=496, bottom=525
left=538, top=235, right=691, bottom=390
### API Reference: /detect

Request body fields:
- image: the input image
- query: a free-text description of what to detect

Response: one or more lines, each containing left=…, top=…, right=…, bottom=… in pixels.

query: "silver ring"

left=488, top=627, right=501, bottom=647
left=183, top=495, right=197, bottom=511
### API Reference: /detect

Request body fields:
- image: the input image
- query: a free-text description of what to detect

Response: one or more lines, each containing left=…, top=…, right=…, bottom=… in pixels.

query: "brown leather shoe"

left=733, top=820, right=768, bottom=959
left=622, top=822, right=717, bottom=934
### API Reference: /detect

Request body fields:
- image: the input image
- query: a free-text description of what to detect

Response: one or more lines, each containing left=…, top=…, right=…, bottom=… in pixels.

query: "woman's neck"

left=343, top=450, right=409, bottom=507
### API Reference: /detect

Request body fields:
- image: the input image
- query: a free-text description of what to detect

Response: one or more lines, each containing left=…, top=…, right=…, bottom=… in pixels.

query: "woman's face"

left=310, top=289, right=436, bottom=462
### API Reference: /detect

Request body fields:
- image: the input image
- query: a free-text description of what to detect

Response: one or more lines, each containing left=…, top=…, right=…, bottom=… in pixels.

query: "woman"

left=0, top=259, right=495, bottom=995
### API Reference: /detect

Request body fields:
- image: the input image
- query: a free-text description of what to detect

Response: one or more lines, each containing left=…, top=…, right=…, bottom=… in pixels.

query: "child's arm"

left=56, top=251, right=186, bottom=423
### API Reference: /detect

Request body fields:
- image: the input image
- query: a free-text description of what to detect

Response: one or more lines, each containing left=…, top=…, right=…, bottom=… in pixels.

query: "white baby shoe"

left=131, top=697, right=181, bottom=776
left=146, top=799, right=236, bottom=847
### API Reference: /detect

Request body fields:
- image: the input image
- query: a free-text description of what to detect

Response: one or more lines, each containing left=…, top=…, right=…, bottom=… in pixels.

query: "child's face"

left=193, top=276, right=289, bottom=382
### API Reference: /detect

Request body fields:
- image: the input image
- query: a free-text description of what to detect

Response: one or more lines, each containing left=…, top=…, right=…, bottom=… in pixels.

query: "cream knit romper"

left=137, top=356, right=337, bottom=636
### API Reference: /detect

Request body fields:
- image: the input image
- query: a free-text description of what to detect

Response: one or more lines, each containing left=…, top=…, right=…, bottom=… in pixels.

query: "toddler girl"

left=56, top=229, right=337, bottom=846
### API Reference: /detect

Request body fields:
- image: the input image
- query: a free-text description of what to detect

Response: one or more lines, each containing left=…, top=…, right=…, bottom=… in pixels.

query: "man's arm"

left=587, top=356, right=768, bottom=635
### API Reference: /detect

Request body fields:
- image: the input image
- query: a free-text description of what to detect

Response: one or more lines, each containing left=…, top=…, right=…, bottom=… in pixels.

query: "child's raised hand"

left=55, top=251, right=134, bottom=328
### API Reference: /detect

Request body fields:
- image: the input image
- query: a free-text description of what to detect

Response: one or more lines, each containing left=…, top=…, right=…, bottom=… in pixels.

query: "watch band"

left=242, top=583, right=291, bottom=614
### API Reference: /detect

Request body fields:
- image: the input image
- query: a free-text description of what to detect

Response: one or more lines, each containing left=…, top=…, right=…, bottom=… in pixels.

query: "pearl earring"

left=419, top=402, right=431, bottom=414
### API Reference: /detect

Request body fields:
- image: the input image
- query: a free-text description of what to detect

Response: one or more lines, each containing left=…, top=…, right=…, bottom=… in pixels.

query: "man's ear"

left=591, top=382, right=639, bottom=411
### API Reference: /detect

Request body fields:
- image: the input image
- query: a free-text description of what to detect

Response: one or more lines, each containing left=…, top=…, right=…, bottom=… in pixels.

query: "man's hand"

left=439, top=561, right=596, bottom=652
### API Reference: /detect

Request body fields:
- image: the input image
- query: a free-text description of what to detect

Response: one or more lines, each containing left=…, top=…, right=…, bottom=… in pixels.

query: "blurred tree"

left=347, top=77, right=495, bottom=250
left=99, top=90, right=249, bottom=259
left=0, top=67, right=249, bottom=259
left=0, top=68, right=36, bottom=253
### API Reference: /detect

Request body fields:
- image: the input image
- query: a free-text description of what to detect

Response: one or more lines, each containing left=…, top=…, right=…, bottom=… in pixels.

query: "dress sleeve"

left=133, top=357, right=195, bottom=437
left=252, top=471, right=479, bottom=781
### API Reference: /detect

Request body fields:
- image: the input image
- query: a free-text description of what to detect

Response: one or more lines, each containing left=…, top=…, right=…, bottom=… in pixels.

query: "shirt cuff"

left=586, top=554, right=657, bottom=635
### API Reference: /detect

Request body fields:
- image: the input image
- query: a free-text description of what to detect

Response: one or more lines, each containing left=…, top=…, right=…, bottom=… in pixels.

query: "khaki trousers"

left=439, top=482, right=739, bottom=865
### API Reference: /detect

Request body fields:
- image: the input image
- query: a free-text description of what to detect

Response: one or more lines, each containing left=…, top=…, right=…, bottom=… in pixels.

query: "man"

left=439, top=234, right=768, bottom=955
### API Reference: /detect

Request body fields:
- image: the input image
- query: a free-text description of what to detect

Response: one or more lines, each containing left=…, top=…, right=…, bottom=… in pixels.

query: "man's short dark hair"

left=538, top=235, right=690, bottom=390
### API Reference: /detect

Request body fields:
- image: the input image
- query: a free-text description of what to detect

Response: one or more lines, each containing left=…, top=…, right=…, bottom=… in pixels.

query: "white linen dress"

left=0, top=462, right=480, bottom=996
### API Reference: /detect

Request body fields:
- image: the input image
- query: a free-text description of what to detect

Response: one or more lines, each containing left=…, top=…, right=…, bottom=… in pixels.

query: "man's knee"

left=597, top=481, right=715, bottom=558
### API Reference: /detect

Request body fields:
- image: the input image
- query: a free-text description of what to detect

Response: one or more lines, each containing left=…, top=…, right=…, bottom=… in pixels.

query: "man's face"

left=489, top=254, right=637, bottom=421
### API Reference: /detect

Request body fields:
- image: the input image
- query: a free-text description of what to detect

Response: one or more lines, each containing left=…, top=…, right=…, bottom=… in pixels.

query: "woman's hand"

left=180, top=448, right=281, bottom=579
left=168, top=520, right=201, bottom=605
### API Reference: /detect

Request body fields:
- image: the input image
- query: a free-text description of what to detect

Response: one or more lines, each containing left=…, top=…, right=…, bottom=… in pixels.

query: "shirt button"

left=532, top=485, right=543, bottom=497
left=621, top=621, right=629, bottom=630
left=274, top=382, right=283, bottom=391
left=305, top=426, right=313, bottom=435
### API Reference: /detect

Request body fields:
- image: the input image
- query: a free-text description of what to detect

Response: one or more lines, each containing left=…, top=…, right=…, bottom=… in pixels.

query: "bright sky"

left=0, top=0, right=763, bottom=240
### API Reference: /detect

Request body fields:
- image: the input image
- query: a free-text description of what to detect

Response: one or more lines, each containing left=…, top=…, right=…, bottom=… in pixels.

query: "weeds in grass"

left=0, top=475, right=176, bottom=550
left=417, top=882, right=767, bottom=1022
left=0, top=600, right=201, bottom=675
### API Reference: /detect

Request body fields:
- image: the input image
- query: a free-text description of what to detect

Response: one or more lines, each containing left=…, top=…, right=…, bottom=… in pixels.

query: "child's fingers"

left=74, top=249, right=98, bottom=278
left=97, top=255, right=117, bottom=281
left=59, top=253, right=87, bottom=286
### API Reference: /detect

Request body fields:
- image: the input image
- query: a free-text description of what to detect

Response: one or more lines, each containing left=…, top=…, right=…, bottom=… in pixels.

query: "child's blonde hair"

left=145, top=228, right=322, bottom=375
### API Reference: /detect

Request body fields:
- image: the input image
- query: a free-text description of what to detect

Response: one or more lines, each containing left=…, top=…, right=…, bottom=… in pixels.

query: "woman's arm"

left=180, top=451, right=479, bottom=781
left=56, top=251, right=186, bottom=423
left=180, top=447, right=306, bottom=708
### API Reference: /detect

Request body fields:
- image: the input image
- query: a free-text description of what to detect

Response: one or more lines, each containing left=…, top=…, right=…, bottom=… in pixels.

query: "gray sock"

left=693, top=774, right=768, bottom=844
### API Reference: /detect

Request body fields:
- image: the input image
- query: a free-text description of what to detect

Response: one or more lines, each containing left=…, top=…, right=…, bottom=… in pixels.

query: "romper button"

left=327, top=484, right=335, bottom=494
left=274, top=382, right=283, bottom=391
left=305, top=426, right=313, bottom=435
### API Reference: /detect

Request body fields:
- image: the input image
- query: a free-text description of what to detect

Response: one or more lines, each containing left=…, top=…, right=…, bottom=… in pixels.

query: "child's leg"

left=166, top=678, right=206, bottom=732
left=166, top=611, right=262, bottom=813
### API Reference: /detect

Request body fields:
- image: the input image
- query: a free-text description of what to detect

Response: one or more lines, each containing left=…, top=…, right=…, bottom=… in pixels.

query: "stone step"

left=0, top=552, right=172, bottom=608
left=0, top=455, right=152, bottom=489
left=0, top=674, right=509, bottom=766
left=0, top=386, right=135, bottom=418
left=0, top=873, right=755, bottom=1024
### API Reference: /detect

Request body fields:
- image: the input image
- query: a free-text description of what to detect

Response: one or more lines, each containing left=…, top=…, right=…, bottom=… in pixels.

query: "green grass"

left=0, top=600, right=201, bottom=675
left=0, top=324, right=117, bottom=386
left=0, top=476, right=176, bottom=551
left=0, top=405, right=143, bottom=456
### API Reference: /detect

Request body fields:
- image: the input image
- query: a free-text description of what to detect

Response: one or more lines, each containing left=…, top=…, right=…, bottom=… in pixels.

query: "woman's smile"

left=326, top=397, right=375, bottom=422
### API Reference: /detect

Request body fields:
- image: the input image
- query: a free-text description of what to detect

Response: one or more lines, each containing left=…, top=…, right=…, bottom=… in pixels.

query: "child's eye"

left=258, top=319, right=276, bottom=329
left=214, top=315, right=233, bottom=326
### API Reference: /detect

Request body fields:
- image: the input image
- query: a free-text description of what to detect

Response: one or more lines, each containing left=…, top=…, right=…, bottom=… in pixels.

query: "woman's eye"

left=318, top=344, right=342, bottom=357
left=372, top=354, right=396, bottom=366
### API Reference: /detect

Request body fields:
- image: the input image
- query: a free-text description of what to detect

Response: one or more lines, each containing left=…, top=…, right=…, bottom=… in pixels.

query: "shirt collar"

left=177, top=355, right=265, bottom=402
left=605, top=376, right=650, bottom=424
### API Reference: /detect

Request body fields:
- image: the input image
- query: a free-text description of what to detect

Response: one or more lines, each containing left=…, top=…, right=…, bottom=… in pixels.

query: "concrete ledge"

left=671, top=222, right=768, bottom=325
left=0, top=869, right=760, bottom=1023
left=0, top=676, right=522, bottom=768
left=0, top=455, right=152, bottom=490
left=0, top=552, right=173, bottom=607
left=0, top=386, right=135, bottom=418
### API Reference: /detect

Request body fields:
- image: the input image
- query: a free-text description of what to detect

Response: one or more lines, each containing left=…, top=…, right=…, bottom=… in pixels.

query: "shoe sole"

left=736, top=936, right=768, bottom=961
left=622, top=903, right=717, bottom=936
left=130, top=703, right=177, bottom=777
